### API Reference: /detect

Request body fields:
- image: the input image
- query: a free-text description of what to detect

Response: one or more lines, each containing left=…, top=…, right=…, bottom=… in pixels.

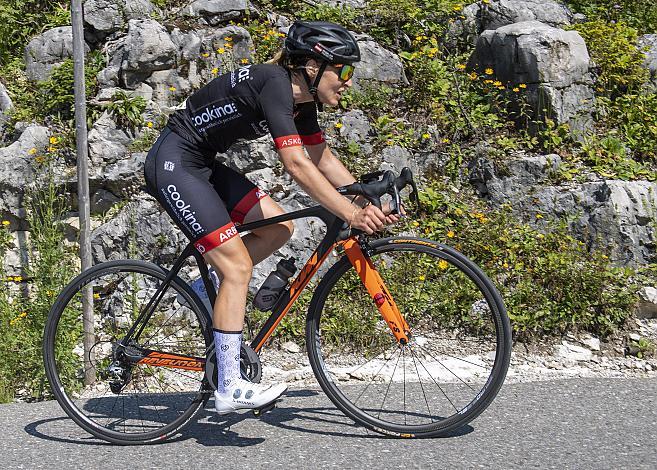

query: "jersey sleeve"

left=294, top=102, right=325, bottom=146
left=258, top=70, right=304, bottom=150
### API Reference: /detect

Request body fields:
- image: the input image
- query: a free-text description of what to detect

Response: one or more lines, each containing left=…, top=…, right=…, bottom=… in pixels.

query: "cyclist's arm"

left=305, top=141, right=356, bottom=188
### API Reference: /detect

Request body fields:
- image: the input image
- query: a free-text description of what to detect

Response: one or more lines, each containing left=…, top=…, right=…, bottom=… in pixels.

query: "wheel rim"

left=312, top=244, right=510, bottom=435
left=47, top=264, right=210, bottom=441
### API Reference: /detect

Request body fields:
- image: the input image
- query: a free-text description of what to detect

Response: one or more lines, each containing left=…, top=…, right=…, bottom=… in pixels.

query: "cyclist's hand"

left=382, top=202, right=405, bottom=225
left=351, top=205, right=386, bottom=234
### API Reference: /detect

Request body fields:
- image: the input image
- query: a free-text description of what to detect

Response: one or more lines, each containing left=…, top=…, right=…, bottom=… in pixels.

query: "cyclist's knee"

left=203, top=240, right=253, bottom=284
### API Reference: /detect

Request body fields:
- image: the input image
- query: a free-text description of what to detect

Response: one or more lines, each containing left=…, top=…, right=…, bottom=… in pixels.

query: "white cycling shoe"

left=214, top=379, right=287, bottom=414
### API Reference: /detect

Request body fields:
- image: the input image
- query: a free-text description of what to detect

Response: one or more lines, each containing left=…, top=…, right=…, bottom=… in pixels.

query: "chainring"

left=205, top=342, right=262, bottom=391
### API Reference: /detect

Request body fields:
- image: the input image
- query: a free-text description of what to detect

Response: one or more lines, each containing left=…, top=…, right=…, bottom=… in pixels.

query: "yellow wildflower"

left=519, top=83, right=527, bottom=89
left=2, top=220, right=10, bottom=226
left=536, top=233, right=545, bottom=239
left=147, top=122, right=153, bottom=128
left=49, top=136, right=58, bottom=144
left=47, top=146, right=56, bottom=152
left=485, top=68, right=494, bottom=75
left=418, top=275, right=426, bottom=281
left=453, top=4, right=463, bottom=10
left=93, top=293, right=100, bottom=299
left=442, top=138, right=450, bottom=143
left=454, top=208, right=463, bottom=216
left=482, top=0, right=490, bottom=4
left=493, top=80, right=502, bottom=86
left=468, top=72, right=478, bottom=80
left=28, top=147, right=37, bottom=155
left=412, top=221, right=420, bottom=227
left=386, top=140, right=394, bottom=146
left=422, top=133, right=431, bottom=139
left=224, top=36, right=233, bottom=42
left=201, top=52, right=210, bottom=58
left=13, top=276, right=22, bottom=282
left=278, top=32, right=286, bottom=38
left=536, top=213, right=543, bottom=219
left=19, top=311, right=27, bottom=318
left=484, top=79, right=493, bottom=84
left=35, top=156, right=45, bottom=164
left=513, top=87, right=520, bottom=92
left=217, top=48, right=225, bottom=54
left=456, top=63, right=466, bottom=70
left=169, top=86, right=176, bottom=92
left=447, top=230, right=455, bottom=238
left=211, top=67, right=219, bottom=75
left=224, top=43, right=233, bottom=49
left=438, top=260, right=449, bottom=270
left=240, top=58, right=249, bottom=64
left=335, top=122, right=343, bottom=129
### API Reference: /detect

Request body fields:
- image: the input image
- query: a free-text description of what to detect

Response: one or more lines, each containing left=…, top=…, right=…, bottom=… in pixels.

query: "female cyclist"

left=143, top=20, right=399, bottom=414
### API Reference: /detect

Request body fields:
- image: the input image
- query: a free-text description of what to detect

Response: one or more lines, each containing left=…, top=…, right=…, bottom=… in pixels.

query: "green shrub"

left=564, top=0, right=657, bottom=35
left=568, top=20, right=649, bottom=97
left=412, top=182, right=638, bottom=338
left=106, top=90, right=147, bottom=131
left=0, top=160, right=76, bottom=402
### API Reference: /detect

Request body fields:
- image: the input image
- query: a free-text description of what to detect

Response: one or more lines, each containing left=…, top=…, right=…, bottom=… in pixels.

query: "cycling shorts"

left=144, top=127, right=268, bottom=254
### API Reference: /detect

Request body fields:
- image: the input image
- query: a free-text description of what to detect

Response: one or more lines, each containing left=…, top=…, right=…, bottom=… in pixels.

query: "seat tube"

left=341, top=238, right=409, bottom=344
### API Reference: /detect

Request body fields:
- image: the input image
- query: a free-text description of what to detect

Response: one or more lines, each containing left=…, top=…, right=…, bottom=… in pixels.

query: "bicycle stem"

left=340, top=238, right=410, bottom=344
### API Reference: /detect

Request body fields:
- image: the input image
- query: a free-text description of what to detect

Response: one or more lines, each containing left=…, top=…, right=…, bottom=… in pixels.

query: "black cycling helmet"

left=284, top=21, right=360, bottom=107
left=285, top=20, right=361, bottom=65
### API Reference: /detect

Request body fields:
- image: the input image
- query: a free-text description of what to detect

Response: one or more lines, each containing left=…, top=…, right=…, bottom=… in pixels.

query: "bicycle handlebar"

left=336, top=167, right=419, bottom=240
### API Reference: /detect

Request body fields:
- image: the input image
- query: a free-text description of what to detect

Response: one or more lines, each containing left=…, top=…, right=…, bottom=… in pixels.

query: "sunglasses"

left=333, top=63, right=355, bottom=81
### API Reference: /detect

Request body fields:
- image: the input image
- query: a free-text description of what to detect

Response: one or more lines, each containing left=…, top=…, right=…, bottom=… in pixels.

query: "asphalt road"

left=1, top=378, right=655, bottom=469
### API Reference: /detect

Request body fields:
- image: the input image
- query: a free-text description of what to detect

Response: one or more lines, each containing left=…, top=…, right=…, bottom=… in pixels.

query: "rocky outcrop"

left=470, top=154, right=657, bottom=265
left=181, top=0, right=250, bottom=26
left=0, top=126, right=50, bottom=223
left=639, top=34, right=657, bottom=84
left=0, top=83, right=12, bottom=128
left=354, top=35, right=407, bottom=86
left=24, top=27, right=90, bottom=81
left=83, top=0, right=157, bottom=41
left=468, top=21, right=594, bottom=133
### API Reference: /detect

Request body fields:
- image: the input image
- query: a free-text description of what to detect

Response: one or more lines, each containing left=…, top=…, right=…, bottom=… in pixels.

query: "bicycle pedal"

left=252, top=399, right=279, bottom=417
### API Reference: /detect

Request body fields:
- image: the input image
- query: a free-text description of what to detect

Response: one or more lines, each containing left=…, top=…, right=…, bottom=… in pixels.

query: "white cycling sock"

left=213, top=329, right=242, bottom=394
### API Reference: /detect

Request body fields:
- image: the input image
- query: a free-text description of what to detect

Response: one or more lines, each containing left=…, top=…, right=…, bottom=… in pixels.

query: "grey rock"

left=318, top=0, right=366, bottom=8
left=470, top=154, right=657, bottom=265
left=338, top=109, right=372, bottom=145
left=146, top=69, right=191, bottom=108
left=88, top=112, right=133, bottom=167
left=353, top=35, right=407, bottom=86
left=556, top=341, right=593, bottom=361
left=281, top=341, right=301, bottom=353
left=84, top=0, right=156, bottom=38
left=170, top=29, right=203, bottom=62
left=90, top=195, right=188, bottom=264
left=639, top=34, right=657, bottom=82
left=181, top=0, right=250, bottom=25
left=0, top=126, right=50, bottom=222
left=581, top=335, right=601, bottom=352
left=380, top=145, right=417, bottom=175
left=637, top=287, right=657, bottom=319
left=469, top=21, right=594, bottom=132
left=24, top=27, right=89, bottom=81
left=120, top=19, right=177, bottom=89
left=219, top=137, right=279, bottom=174
left=0, top=82, right=12, bottom=127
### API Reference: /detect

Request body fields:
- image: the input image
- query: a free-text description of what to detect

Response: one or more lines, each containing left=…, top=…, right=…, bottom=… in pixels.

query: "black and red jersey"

left=166, top=64, right=325, bottom=152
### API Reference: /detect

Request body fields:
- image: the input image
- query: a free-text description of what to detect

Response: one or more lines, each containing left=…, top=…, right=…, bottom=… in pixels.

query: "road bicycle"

left=43, top=167, right=512, bottom=444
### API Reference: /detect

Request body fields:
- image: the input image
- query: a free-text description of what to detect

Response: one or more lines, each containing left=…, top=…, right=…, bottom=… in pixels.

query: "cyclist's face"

left=309, top=60, right=354, bottom=106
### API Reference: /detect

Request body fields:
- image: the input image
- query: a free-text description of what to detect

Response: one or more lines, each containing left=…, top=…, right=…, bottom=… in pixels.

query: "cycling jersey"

left=167, top=63, right=325, bottom=151
left=145, top=64, right=325, bottom=254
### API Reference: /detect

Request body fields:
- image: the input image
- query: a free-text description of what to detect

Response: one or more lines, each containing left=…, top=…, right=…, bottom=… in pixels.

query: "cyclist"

left=143, top=20, right=400, bottom=414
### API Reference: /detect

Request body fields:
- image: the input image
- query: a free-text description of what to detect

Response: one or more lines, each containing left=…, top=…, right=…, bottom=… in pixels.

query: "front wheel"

left=306, top=237, right=512, bottom=438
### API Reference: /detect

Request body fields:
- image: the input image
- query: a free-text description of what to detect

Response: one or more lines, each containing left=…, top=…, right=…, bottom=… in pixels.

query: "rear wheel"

left=306, top=237, right=512, bottom=438
left=43, top=260, right=212, bottom=445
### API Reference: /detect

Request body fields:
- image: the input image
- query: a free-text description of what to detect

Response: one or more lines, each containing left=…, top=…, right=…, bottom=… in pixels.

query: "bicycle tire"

left=43, top=260, right=213, bottom=445
left=306, top=237, right=512, bottom=438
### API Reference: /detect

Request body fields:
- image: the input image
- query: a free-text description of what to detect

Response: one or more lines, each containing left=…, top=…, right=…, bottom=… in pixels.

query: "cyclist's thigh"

left=209, top=162, right=275, bottom=225
left=146, top=132, right=239, bottom=255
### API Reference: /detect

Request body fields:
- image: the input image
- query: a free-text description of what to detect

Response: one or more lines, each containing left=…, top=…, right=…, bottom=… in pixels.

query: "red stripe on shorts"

left=230, top=188, right=268, bottom=224
left=194, top=222, right=238, bottom=254
left=301, top=132, right=325, bottom=146
left=274, top=134, right=303, bottom=149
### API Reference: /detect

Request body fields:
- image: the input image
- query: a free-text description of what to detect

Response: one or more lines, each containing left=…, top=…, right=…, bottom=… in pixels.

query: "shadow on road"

left=24, top=389, right=472, bottom=446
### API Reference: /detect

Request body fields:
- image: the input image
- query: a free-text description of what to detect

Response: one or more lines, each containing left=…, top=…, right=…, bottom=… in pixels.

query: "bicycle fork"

left=341, top=238, right=410, bottom=344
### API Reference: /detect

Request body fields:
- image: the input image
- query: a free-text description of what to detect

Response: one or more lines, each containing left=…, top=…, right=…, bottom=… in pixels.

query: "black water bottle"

left=253, top=258, right=297, bottom=311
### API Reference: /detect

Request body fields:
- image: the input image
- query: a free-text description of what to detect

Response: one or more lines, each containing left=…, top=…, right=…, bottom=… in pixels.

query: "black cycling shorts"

left=144, top=127, right=268, bottom=254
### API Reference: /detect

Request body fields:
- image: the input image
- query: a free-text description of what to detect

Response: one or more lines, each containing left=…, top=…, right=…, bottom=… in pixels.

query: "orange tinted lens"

left=339, top=64, right=354, bottom=81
